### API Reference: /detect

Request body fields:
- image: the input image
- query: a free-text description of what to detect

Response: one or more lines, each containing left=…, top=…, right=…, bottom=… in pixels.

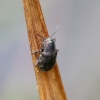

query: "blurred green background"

left=0, top=0, right=100, bottom=100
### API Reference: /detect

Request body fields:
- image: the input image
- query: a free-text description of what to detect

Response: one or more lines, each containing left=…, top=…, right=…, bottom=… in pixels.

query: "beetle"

left=33, top=26, right=59, bottom=71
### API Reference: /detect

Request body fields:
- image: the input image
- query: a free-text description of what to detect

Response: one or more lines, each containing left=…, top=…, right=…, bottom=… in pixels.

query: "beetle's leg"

left=56, top=49, right=59, bottom=52
left=34, top=58, right=39, bottom=67
left=32, top=50, right=42, bottom=54
left=35, top=60, right=40, bottom=73
left=35, top=60, right=39, bottom=66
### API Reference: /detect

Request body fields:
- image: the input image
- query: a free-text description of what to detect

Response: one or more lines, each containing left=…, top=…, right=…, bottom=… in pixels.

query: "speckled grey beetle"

left=33, top=26, right=59, bottom=72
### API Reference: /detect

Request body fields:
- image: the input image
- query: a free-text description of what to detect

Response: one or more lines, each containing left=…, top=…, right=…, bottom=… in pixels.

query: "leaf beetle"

left=33, top=26, right=59, bottom=72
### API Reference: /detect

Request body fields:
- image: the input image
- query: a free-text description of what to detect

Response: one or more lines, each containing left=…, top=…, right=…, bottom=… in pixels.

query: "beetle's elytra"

left=32, top=26, right=59, bottom=72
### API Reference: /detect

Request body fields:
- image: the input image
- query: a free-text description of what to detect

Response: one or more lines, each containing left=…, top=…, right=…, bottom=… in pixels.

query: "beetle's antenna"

left=36, top=34, right=45, bottom=39
left=50, top=26, right=60, bottom=37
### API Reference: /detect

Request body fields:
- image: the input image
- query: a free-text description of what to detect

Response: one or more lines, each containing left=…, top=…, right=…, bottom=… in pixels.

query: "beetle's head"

left=36, top=26, right=60, bottom=52
left=42, top=37, right=56, bottom=52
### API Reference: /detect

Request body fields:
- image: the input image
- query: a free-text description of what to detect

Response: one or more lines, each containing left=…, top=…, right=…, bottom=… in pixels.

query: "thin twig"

left=23, top=0, right=67, bottom=100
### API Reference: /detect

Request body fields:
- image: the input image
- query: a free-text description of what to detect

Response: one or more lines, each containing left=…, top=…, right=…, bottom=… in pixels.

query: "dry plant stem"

left=23, top=0, right=67, bottom=100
